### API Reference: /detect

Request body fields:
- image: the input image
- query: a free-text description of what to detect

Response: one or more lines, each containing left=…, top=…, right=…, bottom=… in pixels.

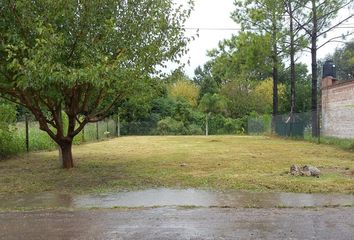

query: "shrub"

left=0, top=103, right=21, bottom=158
left=187, top=124, right=203, bottom=135
left=157, top=117, right=186, bottom=135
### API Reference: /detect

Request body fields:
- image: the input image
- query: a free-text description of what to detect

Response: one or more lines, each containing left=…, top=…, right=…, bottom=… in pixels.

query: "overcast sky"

left=176, top=0, right=354, bottom=78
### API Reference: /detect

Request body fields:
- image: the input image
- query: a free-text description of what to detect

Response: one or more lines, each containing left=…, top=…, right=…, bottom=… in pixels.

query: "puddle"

left=1, top=189, right=354, bottom=210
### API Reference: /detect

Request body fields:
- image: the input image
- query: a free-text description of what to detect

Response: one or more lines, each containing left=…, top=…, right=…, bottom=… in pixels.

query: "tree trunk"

left=271, top=15, right=279, bottom=120
left=59, top=140, right=74, bottom=169
left=289, top=2, right=296, bottom=115
left=289, top=2, right=296, bottom=137
left=271, top=44, right=279, bottom=134
left=311, top=0, right=319, bottom=137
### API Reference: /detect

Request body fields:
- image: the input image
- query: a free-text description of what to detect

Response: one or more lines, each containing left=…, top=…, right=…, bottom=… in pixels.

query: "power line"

left=184, top=26, right=354, bottom=31
left=185, top=27, right=242, bottom=31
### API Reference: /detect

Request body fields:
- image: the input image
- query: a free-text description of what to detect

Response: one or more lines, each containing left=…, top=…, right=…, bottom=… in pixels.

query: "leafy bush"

left=187, top=124, right=203, bottom=135
left=223, top=118, right=243, bottom=134
left=0, top=103, right=21, bottom=158
left=157, top=117, right=186, bottom=135
left=207, top=114, right=245, bottom=135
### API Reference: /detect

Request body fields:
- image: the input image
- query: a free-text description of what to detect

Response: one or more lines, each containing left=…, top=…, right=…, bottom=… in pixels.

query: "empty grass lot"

left=1, top=136, right=354, bottom=195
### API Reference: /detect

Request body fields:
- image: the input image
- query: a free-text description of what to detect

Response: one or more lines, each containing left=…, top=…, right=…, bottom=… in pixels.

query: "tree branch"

left=317, top=15, right=354, bottom=37
left=317, top=31, right=354, bottom=49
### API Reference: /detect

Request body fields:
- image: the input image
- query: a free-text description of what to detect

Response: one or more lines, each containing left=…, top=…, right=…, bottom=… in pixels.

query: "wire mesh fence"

left=11, top=108, right=353, bottom=155
left=14, top=111, right=322, bottom=154
left=12, top=114, right=249, bottom=153
left=13, top=117, right=121, bottom=153
left=248, top=111, right=315, bottom=138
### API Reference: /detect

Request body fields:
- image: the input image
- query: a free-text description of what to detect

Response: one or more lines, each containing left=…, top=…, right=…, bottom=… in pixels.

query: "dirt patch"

left=345, top=169, right=354, bottom=177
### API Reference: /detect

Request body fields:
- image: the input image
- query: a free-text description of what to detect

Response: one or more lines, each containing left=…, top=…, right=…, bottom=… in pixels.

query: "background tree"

left=198, top=93, right=227, bottom=136
left=0, top=0, right=193, bottom=168
left=220, top=78, right=256, bottom=118
left=290, top=0, right=354, bottom=137
left=168, top=80, right=199, bottom=107
left=279, top=63, right=311, bottom=112
left=330, top=40, right=354, bottom=80
left=232, top=0, right=286, bottom=118
left=254, top=78, right=287, bottom=114
left=193, top=62, right=219, bottom=98
left=207, top=32, right=273, bottom=83
left=283, top=0, right=308, bottom=116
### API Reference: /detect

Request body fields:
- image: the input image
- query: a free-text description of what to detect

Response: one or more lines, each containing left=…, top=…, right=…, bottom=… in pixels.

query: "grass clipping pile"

left=290, top=164, right=321, bottom=178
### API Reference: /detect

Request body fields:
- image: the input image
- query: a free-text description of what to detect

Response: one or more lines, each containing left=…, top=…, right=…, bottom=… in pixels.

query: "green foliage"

left=247, top=112, right=272, bottom=135
left=208, top=114, right=246, bottom=135
left=220, top=78, right=255, bottom=118
left=0, top=102, right=20, bottom=158
left=305, top=135, right=354, bottom=151
left=279, top=63, right=311, bottom=113
left=207, top=32, right=273, bottom=82
left=0, top=102, right=16, bottom=124
left=187, top=124, right=203, bottom=135
left=0, top=0, right=193, bottom=155
left=173, top=98, right=193, bottom=124
left=199, top=93, right=227, bottom=115
left=330, top=40, right=354, bottom=80
left=193, top=62, right=219, bottom=97
left=157, top=117, right=186, bottom=135
left=151, top=97, right=177, bottom=118
left=168, top=80, right=200, bottom=107
left=15, top=122, right=57, bottom=151
left=254, top=78, right=287, bottom=114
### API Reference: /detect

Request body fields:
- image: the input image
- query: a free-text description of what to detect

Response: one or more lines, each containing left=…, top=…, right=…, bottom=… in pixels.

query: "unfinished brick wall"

left=322, top=77, right=354, bottom=139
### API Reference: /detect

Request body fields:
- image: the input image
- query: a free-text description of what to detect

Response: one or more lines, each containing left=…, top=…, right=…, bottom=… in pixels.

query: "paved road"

left=1, top=207, right=354, bottom=240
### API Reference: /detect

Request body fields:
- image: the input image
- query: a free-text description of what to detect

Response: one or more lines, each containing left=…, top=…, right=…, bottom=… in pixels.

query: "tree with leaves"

left=198, top=93, right=227, bottom=136
left=168, top=80, right=199, bottom=107
left=283, top=0, right=308, bottom=116
left=290, top=0, right=353, bottom=137
left=0, top=100, right=17, bottom=158
left=208, top=32, right=273, bottom=83
left=0, top=0, right=193, bottom=168
left=330, top=40, right=354, bottom=80
left=193, top=62, right=219, bottom=98
left=232, top=0, right=286, bottom=118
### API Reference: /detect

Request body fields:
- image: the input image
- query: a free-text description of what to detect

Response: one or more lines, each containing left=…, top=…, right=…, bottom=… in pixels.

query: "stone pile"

left=290, top=165, right=321, bottom=177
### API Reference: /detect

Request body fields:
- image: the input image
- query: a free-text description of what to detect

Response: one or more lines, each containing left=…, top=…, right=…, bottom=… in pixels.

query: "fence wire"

left=11, top=107, right=353, bottom=154
left=248, top=111, right=320, bottom=139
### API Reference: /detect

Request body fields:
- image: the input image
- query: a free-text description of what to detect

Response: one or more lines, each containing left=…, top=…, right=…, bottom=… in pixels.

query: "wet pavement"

left=1, top=188, right=354, bottom=210
left=1, top=189, right=354, bottom=239
left=1, top=207, right=354, bottom=240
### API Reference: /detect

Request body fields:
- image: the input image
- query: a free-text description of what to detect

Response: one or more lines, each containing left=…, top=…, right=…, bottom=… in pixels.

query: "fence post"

left=25, top=114, right=29, bottom=152
left=317, top=87, right=322, bottom=144
left=96, top=121, right=99, bottom=140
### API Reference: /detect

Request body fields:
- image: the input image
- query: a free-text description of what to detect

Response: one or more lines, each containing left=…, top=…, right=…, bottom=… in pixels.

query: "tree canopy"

left=330, top=40, right=354, bottom=80
left=0, top=0, right=193, bottom=168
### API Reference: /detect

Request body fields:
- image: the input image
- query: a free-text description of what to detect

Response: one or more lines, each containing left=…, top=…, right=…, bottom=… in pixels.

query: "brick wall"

left=322, top=77, right=354, bottom=139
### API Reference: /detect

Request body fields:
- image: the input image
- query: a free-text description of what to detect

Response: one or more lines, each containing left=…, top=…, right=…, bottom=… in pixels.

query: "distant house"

left=321, top=60, right=354, bottom=139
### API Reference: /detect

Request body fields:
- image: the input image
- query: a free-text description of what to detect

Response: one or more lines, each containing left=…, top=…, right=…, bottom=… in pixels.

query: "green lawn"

left=1, top=136, right=354, bottom=195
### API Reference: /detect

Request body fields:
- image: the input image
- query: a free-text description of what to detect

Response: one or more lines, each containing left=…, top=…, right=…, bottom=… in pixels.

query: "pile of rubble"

left=290, top=165, right=321, bottom=177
